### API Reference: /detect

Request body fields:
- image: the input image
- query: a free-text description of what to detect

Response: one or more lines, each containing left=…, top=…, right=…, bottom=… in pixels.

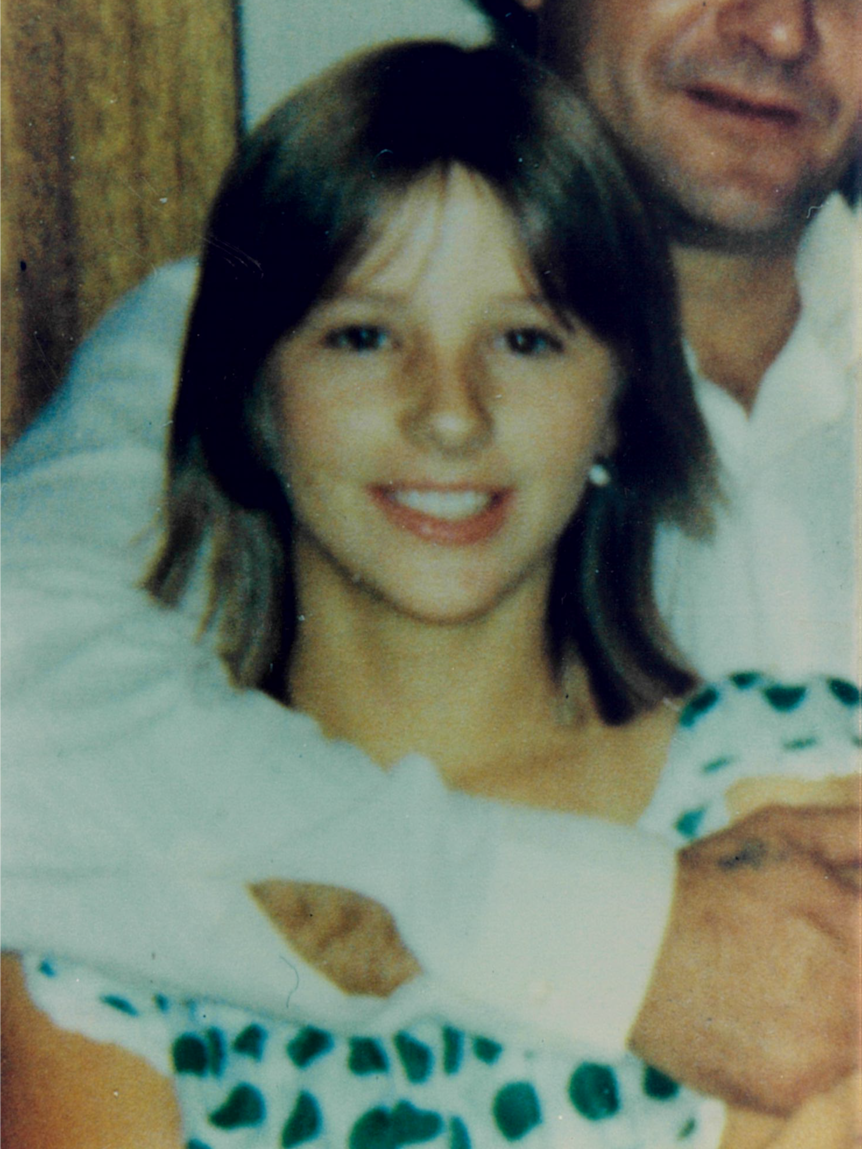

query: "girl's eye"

left=504, top=327, right=565, bottom=356
left=324, top=325, right=390, bottom=353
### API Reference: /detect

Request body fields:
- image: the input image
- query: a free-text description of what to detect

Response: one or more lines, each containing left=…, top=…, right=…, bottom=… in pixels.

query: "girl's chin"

left=342, top=563, right=549, bottom=629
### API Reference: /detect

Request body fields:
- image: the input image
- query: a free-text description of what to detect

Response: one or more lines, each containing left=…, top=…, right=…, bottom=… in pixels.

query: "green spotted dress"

left=23, top=674, right=861, bottom=1149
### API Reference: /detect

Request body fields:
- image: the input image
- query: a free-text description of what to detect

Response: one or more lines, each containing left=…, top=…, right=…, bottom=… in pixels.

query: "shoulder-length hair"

left=146, top=40, right=716, bottom=723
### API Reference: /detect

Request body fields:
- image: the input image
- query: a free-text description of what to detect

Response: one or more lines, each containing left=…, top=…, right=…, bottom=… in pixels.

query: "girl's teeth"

left=392, top=489, right=492, bottom=520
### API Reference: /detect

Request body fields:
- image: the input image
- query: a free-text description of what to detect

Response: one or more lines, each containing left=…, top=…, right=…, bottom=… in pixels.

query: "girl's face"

left=269, top=166, right=618, bottom=627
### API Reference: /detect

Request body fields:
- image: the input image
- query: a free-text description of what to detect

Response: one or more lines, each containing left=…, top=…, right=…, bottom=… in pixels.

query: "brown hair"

left=146, top=40, right=716, bottom=722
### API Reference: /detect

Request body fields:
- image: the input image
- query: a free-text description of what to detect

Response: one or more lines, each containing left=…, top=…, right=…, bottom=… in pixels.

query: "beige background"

left=1, top=0, right=239, bottom=447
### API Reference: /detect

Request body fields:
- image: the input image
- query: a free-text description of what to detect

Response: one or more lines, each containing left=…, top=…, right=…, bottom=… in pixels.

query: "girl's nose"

left=401, top=348, right=493, bottom=456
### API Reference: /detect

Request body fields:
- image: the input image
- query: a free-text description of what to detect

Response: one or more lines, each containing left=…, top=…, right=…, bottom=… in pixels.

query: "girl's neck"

left=287, top=555, right=594, bottom=782
left=286, top=542, right=680, bottom=825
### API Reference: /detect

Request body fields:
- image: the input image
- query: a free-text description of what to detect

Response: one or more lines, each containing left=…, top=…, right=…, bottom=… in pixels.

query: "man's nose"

left=716, top=0, right=817, bottom=63
left=401, top=347, right=493, bottom=456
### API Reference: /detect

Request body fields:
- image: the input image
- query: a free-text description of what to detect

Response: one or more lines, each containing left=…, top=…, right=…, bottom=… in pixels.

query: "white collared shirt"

left=655, top=194, right=861, bottom=683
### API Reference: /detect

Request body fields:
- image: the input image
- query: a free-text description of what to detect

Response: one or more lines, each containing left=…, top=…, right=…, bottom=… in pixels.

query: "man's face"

left=536, top=0, right=861, bottom=243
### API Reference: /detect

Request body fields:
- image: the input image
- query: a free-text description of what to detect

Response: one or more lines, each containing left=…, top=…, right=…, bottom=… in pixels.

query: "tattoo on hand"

left=716, top=839, right=789, bottom=871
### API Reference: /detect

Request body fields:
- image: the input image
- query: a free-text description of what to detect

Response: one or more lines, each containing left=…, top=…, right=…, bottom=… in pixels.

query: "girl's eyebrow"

left=500, top=294, right=556, bottom=308
left=317, top=289, right=407, bottom=307
left=319, top=289, right=556, bottom=308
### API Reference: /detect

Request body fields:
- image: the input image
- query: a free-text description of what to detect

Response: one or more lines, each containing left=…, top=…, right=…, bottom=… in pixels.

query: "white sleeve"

left=2, top=264, right=676, bottom=1054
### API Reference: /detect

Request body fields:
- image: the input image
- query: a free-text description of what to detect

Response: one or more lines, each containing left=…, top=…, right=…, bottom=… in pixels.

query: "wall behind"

left=238, top=0, right=490, bottom=127
left=1, top=0, right=240, bottom=446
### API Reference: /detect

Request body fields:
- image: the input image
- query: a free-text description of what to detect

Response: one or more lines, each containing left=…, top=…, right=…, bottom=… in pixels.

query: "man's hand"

left=629, top=804, right=862, bottom=1115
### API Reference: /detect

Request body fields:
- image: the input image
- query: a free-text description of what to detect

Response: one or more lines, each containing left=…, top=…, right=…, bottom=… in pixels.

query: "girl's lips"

left=370, top=486, right=512, bottom=545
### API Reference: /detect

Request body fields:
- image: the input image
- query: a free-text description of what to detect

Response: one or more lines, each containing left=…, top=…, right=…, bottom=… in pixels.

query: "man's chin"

left=645, top=174, right=827, bottom=254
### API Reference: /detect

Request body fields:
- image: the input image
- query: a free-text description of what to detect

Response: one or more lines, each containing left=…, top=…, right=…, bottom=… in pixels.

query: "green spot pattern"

left=394, top=1032, right=433, bottom=1083
left=349, top=1038, right=389, bottom=1075
left=448, top=1117, right=471, bottom=1149
left=643, top=1066, right=680, bottom=1100
left=569, top=1063, right=620, bottom=1121
left=282, top=1091, right=321, bottom=1147
left=763, top=685, right=806, bottom=711
left=829, top=678, right=861, bottom=706
left=173, top=1034, right=210, bottom=1076
left=702, top=756, right=734, bottom=774
left=679, top=686, right=720, bottom=727
left=209, top=1083, right=266, bottom=1129
left=233, top=1023, right=267, bottom=1060
left=782, top=737, right=817, bottom=751
left=675, top=808, right=705, bottom=839
left=287, top=1027, right=334, bottom=1068
left=100, top=994, right=138, bottom=1016
left=493, top=1082, right=542, bottom=1141
left=472, top=1037, right=503, bottom=1065
left=350, top=1101, right=442, bottom=1148
left=443, top=1028, right=464, bottom=1075
left=205, top=1029, right=226, bottom=1077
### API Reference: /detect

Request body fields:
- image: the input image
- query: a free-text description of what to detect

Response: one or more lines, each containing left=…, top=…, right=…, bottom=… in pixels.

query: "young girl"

left=4, top=40, right=859, bottom=1149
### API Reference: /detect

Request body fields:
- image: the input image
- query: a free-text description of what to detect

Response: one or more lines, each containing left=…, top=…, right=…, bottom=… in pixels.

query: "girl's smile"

left=370, top=484, right=513, bottom=546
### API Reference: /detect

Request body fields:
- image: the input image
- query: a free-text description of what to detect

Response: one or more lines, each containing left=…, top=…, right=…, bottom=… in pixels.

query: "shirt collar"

left=795, top=192, right=861, bottom=367
left=688, top=192, right=859, bottom=469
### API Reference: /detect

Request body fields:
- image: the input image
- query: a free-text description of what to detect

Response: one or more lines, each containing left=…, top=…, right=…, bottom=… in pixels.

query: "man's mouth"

left=686, top=84, right=804, bottom=126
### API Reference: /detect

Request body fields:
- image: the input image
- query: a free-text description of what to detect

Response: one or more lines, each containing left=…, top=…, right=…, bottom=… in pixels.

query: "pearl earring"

left=588, top=460, right=612, bottom=487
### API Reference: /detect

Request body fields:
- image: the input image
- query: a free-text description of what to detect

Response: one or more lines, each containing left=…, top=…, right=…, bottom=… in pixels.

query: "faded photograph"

left=3, top=3, right=860, bottom=1148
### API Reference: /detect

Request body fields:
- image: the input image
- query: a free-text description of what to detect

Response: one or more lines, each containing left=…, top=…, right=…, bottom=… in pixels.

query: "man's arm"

left=3, top=267, right=858, bottom=1110
left=0, top=262, right=675, bottom=1048
left=256, top=805, right=861, bottom=1117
